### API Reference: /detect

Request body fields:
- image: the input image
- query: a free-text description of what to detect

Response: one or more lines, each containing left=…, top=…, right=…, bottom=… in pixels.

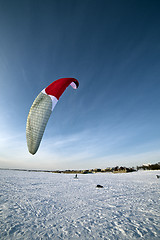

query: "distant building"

left=113, top=169, right=127, bottom=173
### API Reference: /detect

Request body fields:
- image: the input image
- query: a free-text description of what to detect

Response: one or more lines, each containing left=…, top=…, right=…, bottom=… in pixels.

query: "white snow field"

left=0, top=170, right=160, bottom=240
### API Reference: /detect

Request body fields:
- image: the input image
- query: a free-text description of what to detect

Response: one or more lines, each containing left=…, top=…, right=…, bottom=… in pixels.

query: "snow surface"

left=0, top=170, right=160, bottom=240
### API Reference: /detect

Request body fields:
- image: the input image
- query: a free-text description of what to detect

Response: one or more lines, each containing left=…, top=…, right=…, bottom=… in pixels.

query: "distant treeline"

left=54, top=166, right=136, bottom=174
left=1, top=162, right=160, bottom=174
left=137, top=163, right=160, bottom=171
left=60, top=162, right=160, bottom=174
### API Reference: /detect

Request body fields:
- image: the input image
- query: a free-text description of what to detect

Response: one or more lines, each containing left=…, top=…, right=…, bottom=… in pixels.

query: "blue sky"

left=0, top=0, right=160, bottom=170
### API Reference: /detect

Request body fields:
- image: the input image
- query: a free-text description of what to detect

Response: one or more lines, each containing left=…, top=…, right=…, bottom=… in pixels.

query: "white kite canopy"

left=26, top=78, right=79, bottom=155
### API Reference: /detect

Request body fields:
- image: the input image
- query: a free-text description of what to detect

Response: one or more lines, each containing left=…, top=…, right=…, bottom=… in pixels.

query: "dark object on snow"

left=74, top=174, right=78, bottom=179
left=156, top=175, right=160, bottom=178
left=96, top=184, right=103, bottom=188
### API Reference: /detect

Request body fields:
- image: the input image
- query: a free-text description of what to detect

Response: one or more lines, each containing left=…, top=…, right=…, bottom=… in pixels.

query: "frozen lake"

left=0, top=169, right=160, bottom=239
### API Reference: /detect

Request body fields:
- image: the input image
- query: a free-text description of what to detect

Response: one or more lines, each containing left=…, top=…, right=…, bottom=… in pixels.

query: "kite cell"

left=26, top=78, right=79, bottom=155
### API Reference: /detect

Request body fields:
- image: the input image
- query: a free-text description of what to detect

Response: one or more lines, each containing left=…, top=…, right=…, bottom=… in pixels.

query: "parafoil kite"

left=26, top=78, right=79, bottom=155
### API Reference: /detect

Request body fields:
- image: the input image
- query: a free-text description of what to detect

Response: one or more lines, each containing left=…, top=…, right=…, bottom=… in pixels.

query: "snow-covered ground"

left=0, top=169, right=160, bottom=240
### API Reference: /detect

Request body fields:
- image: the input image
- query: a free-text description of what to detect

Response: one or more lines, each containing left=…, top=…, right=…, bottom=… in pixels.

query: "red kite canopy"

left=45, top=78, right=79, bottom=99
